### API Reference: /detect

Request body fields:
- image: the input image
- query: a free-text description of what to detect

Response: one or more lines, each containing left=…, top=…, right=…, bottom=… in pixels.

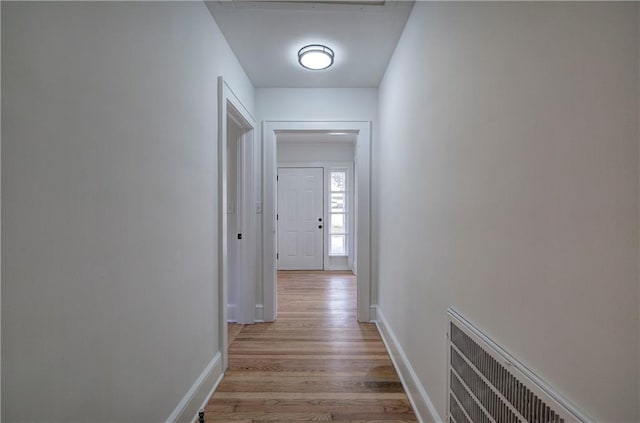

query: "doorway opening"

left=226, top=115, right=251, bottom=322
left=263, top=121, right=372, bottom=323
left=217, top=78, right=256, bottom=371
left=276, top=131, right=356, bottom=273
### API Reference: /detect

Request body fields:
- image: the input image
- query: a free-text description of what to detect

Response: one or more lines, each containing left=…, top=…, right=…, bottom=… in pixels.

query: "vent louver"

left=447, top=310, right=592, bottom=423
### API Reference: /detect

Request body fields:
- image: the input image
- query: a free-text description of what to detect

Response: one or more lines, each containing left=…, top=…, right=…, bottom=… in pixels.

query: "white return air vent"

left=447, top=309, right=593, bottom=423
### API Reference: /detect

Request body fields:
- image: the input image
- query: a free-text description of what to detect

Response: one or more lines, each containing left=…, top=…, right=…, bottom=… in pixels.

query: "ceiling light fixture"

left=298, top=44, right=334, bottom=70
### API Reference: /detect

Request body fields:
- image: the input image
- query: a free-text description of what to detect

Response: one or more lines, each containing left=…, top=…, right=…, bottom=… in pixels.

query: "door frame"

left=263, top=121, right=371, bottom=322
left=278, top=161, right=355, bottom=272
left=217, top=77, right=256, bottom=370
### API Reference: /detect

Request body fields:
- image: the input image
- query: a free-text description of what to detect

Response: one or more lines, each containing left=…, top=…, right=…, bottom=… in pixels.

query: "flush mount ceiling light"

left=298, top=44, right=334, bottom=70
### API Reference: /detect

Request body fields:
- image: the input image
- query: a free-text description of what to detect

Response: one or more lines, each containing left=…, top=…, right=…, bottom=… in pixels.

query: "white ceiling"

left=277, top=130, right=357, bottom=144
left=205, top=1, right=414, bottom=88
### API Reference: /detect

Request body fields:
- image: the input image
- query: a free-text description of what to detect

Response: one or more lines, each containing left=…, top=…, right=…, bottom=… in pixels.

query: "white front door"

left=277, top=167, right=324, bottom=270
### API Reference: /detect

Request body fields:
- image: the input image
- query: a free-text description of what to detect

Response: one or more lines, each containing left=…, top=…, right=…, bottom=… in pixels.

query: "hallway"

left=205, top=271, right=418, bottom=422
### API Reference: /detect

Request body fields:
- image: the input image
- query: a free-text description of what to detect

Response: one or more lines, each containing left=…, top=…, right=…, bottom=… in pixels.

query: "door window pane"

left=330, top=235, right=346, bottom=255
left=328, top=169, right=348, bottom=257
left=331, top=193, right=346, bottom=212
left=330, top=171, right=346, bottom=191
left=330, top=214, right=346, bottom=233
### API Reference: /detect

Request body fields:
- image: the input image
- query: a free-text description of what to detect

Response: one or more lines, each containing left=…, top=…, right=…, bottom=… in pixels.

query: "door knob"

left=318, top=218, right=322, bottom=222
left=318, top=225, right=323, bottom=229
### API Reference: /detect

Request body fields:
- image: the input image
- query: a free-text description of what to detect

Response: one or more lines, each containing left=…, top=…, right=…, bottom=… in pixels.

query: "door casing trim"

left=217, top=77, right=256, bottom=370
left=262, top=121, right=371, bottom=322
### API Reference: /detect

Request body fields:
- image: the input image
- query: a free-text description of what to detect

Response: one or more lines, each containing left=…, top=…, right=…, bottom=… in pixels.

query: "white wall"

left=255, top=88, right=378, bottom=309
left=377, top=2, right=639, bottom=422
left=277, top=142, right=354, bottom=164
left=256, top=88, right=377, bottom=123
left=1, top=2, right=254, bottom=421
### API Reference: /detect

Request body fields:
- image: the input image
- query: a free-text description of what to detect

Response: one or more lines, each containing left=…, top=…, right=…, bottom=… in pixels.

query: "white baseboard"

left=326, top=265, right=351, bottom=271
left=230, top=304, right=264, bottom=323
left=369, top=304, right=377, bottom=321
left=165, top=352, right=224, bottom=423
left=254, top=304, right=264, bottom=322
left=374, top=307, right=442, bottom=423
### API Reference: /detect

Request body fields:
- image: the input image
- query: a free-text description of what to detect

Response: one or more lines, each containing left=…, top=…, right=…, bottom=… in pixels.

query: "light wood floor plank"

left=204, top=271, right=418, bottom=423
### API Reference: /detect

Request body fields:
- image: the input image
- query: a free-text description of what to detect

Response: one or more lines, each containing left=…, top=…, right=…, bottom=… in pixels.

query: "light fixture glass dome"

left=298, top=44, right=334, bottom=70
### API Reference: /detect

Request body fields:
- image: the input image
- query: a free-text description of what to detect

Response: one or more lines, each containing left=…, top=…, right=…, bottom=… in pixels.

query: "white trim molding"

left=263, top=121, right=371, bottom=322
left=254, top=304, right=265, bottom=322
left=369, top=304, right=378, bottom=321
left=227, top=304, right=237, bottom=323
left=165, top=352, right=224, bottom=423
left=218, top=76, right=256, bottom=370
left=374, top=306, right=442, bottom=423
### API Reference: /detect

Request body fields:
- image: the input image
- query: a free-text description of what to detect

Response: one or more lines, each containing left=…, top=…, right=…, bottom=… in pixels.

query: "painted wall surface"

left=377, top=2, right=639, bottom=422
left=255, top=88, right=378, bottom=308
left=1, top=2, right=254, bottom=421
left=277, top=142, right=354, bottom=163
left=256, top=88, right=377, bottom=123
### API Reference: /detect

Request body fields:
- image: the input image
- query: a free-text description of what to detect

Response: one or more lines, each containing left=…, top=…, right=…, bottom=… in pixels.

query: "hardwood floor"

left=205, top=271, right=417, bottom=422
left=228, top=323, right=244, bottom=348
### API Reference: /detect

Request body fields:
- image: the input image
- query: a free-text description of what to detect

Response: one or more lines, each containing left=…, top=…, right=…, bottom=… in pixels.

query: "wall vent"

left=447, top=309, right=592, bottom=423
